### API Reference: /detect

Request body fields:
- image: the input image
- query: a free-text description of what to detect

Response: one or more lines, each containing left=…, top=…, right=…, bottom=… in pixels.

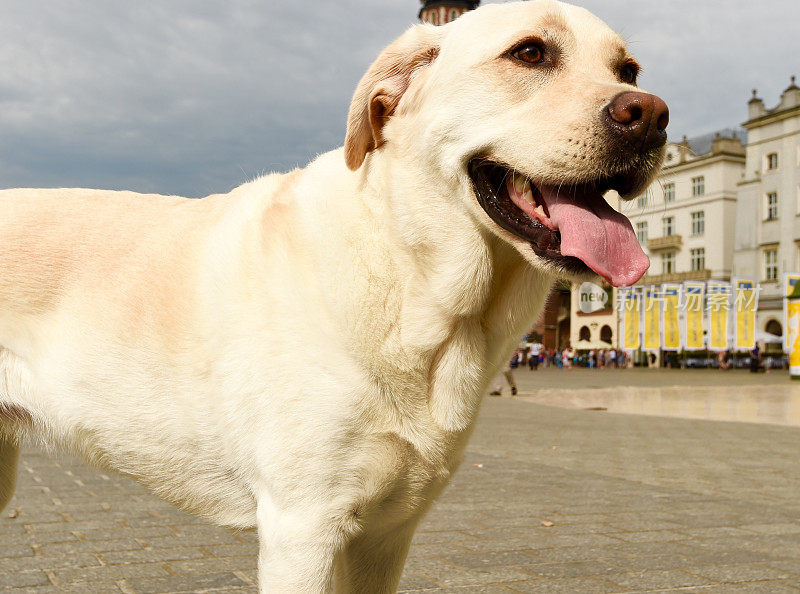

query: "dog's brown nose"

left=606, top=91, right=669, bottom=151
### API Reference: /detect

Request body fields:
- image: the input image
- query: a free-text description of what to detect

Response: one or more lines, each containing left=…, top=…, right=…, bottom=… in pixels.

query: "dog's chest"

left=350, top=348, right=489, bottom=522
left=349, top=419, right=472, bottom=532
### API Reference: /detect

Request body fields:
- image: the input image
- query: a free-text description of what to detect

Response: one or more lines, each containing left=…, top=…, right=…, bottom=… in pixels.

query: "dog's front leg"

left=0, top=437, right=19, bottom=512
left=332, top=522, right=417, bottom=594
left=256, top=496, right=341, bottom=593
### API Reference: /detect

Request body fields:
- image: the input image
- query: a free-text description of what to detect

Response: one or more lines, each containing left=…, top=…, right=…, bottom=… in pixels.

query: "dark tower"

left=419, top=0, right=480, bottom=25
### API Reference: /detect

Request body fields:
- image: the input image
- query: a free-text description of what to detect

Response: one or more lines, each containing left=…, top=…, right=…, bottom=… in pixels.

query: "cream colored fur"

left=0, top=2, right=663, bottom=591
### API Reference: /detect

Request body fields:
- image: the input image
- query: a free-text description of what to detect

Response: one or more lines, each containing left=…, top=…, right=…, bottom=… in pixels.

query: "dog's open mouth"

left=468, top=160, right=650, bottom=287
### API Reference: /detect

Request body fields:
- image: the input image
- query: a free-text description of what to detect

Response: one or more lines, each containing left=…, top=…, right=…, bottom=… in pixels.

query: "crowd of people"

left=489, top=338, right=781, bottom=395
left=510, top=344, right=630, bottom=370
left=489, top=343, right=631, bottom=395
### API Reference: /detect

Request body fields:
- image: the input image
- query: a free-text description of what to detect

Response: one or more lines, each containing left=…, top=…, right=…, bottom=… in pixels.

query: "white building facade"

left=570, top=133, right=746, bottom=351
left=732, top=79, right=800, bottom=343
left=626, top=134, right=745, bottom=286
left=568, top=78, right=800, bottom=352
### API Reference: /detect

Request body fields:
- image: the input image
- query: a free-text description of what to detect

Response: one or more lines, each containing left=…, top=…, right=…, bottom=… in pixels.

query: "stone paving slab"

left=1, top=396, right=800, bottom=592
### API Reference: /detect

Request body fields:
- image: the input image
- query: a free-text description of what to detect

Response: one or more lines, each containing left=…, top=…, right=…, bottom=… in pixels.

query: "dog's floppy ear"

left=344, top=25, right=441, bottom=171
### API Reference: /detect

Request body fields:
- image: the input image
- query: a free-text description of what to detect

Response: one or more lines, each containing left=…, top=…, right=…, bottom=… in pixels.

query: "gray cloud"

left=0, top=0, right=797, bottom=196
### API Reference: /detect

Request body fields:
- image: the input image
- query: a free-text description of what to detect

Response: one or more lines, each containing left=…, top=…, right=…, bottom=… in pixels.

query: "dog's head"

left=344, top=0, right=667, bottom=288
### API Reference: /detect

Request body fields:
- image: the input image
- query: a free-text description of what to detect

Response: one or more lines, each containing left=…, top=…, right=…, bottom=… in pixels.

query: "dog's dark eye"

left=511, top=43, right=544, bottom=65
left=620, top=61, right=639, bottom=85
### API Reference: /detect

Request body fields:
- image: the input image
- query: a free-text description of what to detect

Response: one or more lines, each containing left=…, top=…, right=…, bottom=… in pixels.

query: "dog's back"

left=0, top=185, right=273, bottom=522
left=0, top=189, right=208, bottom=327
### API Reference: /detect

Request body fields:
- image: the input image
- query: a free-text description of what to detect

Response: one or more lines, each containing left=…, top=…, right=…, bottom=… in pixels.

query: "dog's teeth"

left=522, top=184, right=535, bottom=205
left=535, top=204, right=546, bottom=217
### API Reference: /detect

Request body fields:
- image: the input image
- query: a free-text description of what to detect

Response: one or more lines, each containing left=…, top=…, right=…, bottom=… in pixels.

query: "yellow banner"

left=683, top=281, right=705, bottom=350
left=643, top=286, right=660, bottom=351
left=784, top=274, right=800, bottom=352
left=621, top=289, right=640, bottom=350
left=707, top=281, right=730, bottom=351
left=789, top=299, right=800, bottom=374
left=661, top=284, right=681, bottom=351
left=784, top=274, right=800, bottom=297
left=733, top=278, right=757, bottom=351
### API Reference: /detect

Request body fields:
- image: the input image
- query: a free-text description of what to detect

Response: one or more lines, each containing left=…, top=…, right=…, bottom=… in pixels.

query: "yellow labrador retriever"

left=0, top=1, right=667, bottom=590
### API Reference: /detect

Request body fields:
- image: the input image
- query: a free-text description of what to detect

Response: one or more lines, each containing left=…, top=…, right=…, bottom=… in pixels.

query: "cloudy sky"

left=1, top=0, right=797, bottom=197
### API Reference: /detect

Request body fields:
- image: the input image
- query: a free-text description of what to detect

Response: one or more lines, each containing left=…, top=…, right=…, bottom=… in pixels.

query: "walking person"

left=749, top=343, right=762, bottom=373
left=528, top=342, right=542, bottom=370
left=562, top=345, right=574, bottom=369
left=490, top=358, right=518, bottom=396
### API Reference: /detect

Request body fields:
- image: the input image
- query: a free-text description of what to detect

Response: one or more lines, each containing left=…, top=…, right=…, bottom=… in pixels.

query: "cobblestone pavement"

left=2, top=390, right=800, bottom=592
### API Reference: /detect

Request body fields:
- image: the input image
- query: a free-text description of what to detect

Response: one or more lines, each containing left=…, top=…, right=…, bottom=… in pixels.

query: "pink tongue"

left=539, top=186, right=649, bottom=287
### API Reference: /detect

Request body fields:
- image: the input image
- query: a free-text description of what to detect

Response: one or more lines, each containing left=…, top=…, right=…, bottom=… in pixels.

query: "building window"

left=767, top=152, right=779, bottom=170
left=764, top=248, right=778, bottom=281
left=663, top=216, right=674, bottom=236
left=662, top=252, right=676, bottom=275
left=637, top=194, right=647, bottom=208
left=579, top=326, right=591, bottom=341
left=692, top=176, right=704, bottom=196
left=691, top=211, right=704, bottom=236
left=766, top=192, right=778, bottom=220
left=636, top=221, right=648, bottom=243
left=797, top=184, right=800, bottom=214
left=663, top=182, right=675, bottom=203
left=600, top=325, right=613, bottom=343
left=797, top=184, right=800, bottom=215
left=765, top=319, right=782, bottom=338
left=690, top=248, right=705, bottom=271
left=765, top=319, right=783, bottom=353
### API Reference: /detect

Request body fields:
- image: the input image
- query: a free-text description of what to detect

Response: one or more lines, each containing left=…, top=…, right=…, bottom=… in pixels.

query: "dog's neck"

left=291, top=149, right=554, bottom=433
left=359, top=146, right=554, bottom=327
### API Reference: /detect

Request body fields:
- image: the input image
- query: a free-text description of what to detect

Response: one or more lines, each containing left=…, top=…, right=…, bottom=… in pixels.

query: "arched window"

left=764, top=319, right=783, bottom=353
left=765, top=319, right=782, bottom=337
left=579, top=326, right=591, bottom=341
left=600, top=325, right=613, bottom=343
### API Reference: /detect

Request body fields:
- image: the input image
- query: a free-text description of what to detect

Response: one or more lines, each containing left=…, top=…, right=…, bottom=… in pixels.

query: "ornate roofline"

left=419, top=0, right=480, bottom=19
